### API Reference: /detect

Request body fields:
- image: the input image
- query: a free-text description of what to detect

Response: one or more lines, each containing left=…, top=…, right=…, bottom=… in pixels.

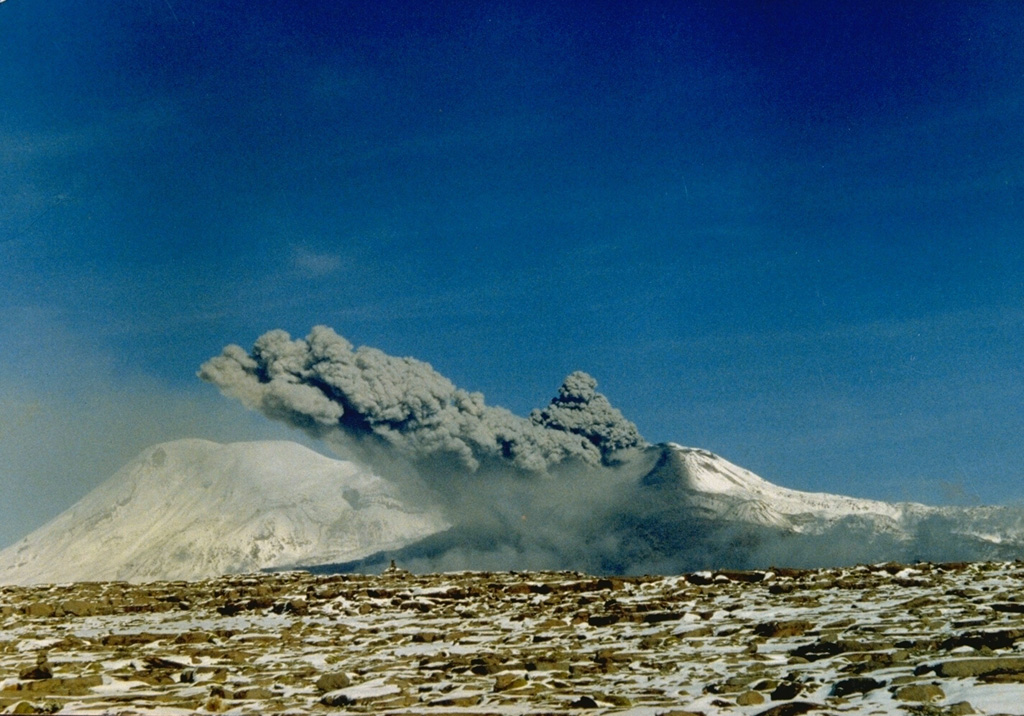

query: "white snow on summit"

left=652, top=443, right=1024, bottom=565
left=4, top=439, right=1023, bottom=584
left=665, top=443, right=912, bottom=524
left=0, top=439, right=446, bottom=584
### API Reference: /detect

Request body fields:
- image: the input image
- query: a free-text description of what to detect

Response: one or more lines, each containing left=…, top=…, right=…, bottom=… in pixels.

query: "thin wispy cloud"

left=290, top=245, right=343, bottom=278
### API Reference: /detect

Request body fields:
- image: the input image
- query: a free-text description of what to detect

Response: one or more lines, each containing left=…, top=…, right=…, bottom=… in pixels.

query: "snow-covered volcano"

left=627, top=443, right=1024, bottom=569
left=0, top=440, right=446, bottom=584
left=324, top=443, right=1024, bottom=574
left=3, top=440, right=1023, bottom=584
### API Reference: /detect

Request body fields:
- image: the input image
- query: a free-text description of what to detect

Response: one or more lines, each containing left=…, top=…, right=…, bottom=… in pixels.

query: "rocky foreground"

left=4, top=563, right=1024, bottom=715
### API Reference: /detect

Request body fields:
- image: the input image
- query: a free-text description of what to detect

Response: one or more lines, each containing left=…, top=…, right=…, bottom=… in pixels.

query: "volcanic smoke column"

left=199, top=326, right=646, bottom=475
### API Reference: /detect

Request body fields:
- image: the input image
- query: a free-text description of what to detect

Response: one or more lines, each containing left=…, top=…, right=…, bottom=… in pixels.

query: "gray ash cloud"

left=198, top=326, right=645, bottom=475
left=198, top=326, right=1024, bottom=574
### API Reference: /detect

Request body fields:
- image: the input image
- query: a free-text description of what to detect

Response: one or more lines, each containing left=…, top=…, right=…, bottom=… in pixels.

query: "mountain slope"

left=4, top=440, right=1022, bottom=584
left=0, top=440, right=446, bottom=584
left=320, top=443, right=1024, bottom=574
left=629, top=443, right=1024, bottom=568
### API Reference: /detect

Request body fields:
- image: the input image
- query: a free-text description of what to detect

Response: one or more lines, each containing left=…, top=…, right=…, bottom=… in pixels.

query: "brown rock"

left=935, top=656, right=1024, bottom=678
left=101, top=632, right=162, bottom=646
left=234, top=686, right=274, bottom=699
left=494, top=673, right=528, bottom=691
left=12, top=675, right=103, bottom=696
left=679, top=625, right=714, bottom=638
left=894, top=683, right=945, bottom=702
left=603, top=694, right=633, bottom=707
left=272, top=598, right=308, bottom=614
left=411, top=631, right=443, bottom=643
left=23, top=603, right=55, bottom=618
left=432, top=693, right=483, bottom=707
left=754, top=620, right=814, bottom=639
left=737, top=690, right=766, bottom=705
left=524, top=658, right=569, bottom=672
left=144, top=656, right=189, bottom=670
left=172, top=630, right=212, bottom=644
left=315, top=672, right=351, bottom=692
left=18, top=664, right=52, bottom=681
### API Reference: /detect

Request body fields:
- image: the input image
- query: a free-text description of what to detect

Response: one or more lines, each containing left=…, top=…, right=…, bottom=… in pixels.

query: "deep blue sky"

left=2, top=0, right=1023, bottom=547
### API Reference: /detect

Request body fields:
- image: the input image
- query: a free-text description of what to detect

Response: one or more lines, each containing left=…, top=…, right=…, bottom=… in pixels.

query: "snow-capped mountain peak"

left=4, top=439, right=1024, bottom=583
left=0, top=439, right=446, bottom=585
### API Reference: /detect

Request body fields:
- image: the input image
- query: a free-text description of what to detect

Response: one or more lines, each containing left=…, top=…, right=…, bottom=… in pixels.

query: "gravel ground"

left=4, top=561, right=1024, bottom=715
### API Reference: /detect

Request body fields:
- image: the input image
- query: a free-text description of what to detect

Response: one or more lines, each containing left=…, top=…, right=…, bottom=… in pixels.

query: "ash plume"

left=198, top=326, right=646, bottom=475
left=200, top=326, right=1023, bottom=575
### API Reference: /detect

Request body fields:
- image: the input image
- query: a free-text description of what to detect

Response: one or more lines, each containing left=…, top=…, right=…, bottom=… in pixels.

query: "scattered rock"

left=315, top=672, right=351, bottom=692
left=144, top=656, right=188, bottom=670
left=830, top=676, right=884, bottom=697
left=770, top=682, right=803, bottom=700
left=935, top=656, right=1024, bottom=678
left=737, top=690, right=766, bottom=705
left=319, top=679, right=402, bottom=707
left=494, top=673, right=528, bottom=691
left=18, top=654, right=52, bottom=681
left=754, top=620, right=814, bottom=638
left=234, top=686, right=274, bottom=700
left=0, top=563, right=1023, bottom=715
left=9, top=675, right=103, bottom=696
left=23, top=603, right=55, bottom=618
left=58, top=599, right=104, bottom=617
left=754, top=701, right=821, bottom=716
left=940, top=628, right=1024, bottom=651
left=895, top=683, right=945, bottom=702
left=791, top=640, right=846, bottom=662
left=432, top=691, right=483, bottom=707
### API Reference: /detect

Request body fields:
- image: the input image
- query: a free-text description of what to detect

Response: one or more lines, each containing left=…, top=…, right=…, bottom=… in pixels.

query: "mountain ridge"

left=2, top=439, right=1022, bottom=584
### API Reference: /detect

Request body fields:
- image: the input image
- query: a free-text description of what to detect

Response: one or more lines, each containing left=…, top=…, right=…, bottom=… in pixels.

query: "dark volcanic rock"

left=754, top=702, right=822, bottom=716
left=770, top=682, right=803, bottom=700
left=830, top=676, right=884, bottom=697
left=940, top=628, right=1024, bottom=651
left=754, top=620, right=814, bottom=638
